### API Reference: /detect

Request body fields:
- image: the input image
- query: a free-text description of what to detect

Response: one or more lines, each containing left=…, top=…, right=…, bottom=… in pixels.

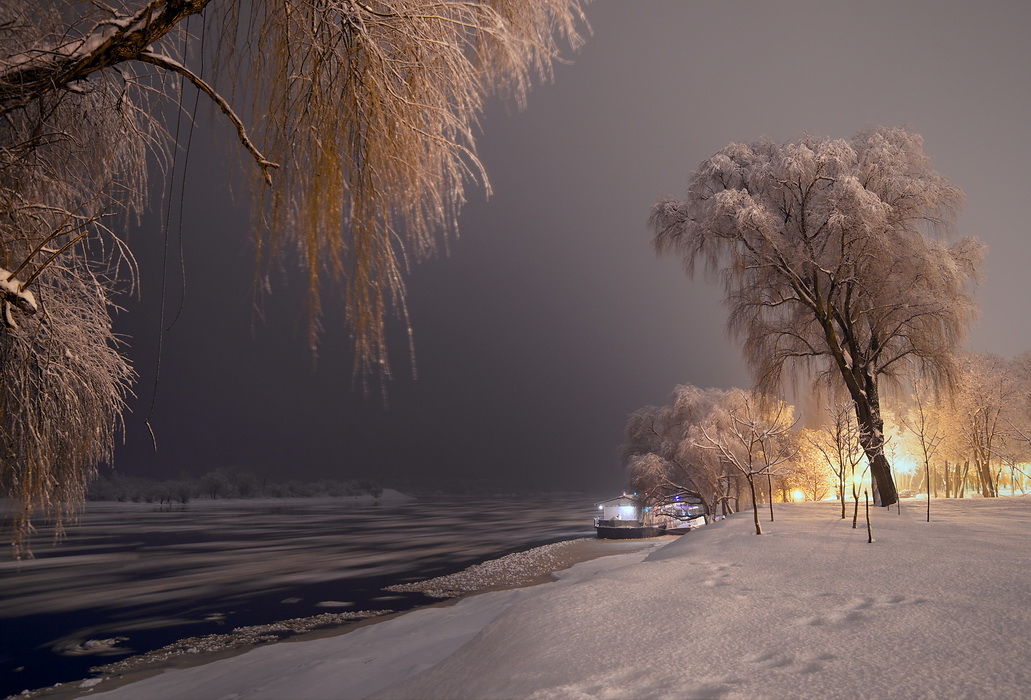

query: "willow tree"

left=650, top=127, right=983, bottom=507
left=623, top=386, right=732, bottom=517
left=0, top=0, right=589, bottom=553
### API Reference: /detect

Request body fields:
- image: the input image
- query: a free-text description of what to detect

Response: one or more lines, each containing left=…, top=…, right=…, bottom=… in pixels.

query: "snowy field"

left=49, top=495, right=1031, bottom=699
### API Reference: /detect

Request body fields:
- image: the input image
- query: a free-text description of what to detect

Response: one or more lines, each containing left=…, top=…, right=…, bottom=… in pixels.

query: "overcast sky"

left=113, top=0, right=1031, bottom=493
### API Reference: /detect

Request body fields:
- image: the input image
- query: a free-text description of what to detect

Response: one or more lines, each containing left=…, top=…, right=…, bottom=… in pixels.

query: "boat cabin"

left=596, top=494, right=640, bottom=521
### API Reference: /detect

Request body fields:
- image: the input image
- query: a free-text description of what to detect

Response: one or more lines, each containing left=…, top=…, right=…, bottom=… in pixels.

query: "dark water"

left=0, top=494, right=599, bottom=697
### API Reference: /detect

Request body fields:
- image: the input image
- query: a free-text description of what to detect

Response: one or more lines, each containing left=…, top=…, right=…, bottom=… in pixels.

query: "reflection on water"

left=0, top=494, right=598, bottom=696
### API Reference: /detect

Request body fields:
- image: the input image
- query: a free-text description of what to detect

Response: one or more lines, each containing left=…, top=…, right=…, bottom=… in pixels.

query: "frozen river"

left=0, top=494, right=599, bottom=696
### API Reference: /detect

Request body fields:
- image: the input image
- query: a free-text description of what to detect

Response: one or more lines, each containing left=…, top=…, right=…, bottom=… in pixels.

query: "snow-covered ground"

left=68, top=496, right=1031, bottom=699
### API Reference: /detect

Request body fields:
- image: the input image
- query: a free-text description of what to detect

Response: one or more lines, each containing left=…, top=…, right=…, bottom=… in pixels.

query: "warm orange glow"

left=843, top=474, right=872, bottom=490
left=884, top=425, right=923, bottom=475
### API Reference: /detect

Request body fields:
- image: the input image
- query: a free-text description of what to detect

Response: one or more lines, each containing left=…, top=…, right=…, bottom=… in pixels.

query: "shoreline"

left=24, top=535, right=670, bottom=700
left=1, top=493, right=601, bottom=697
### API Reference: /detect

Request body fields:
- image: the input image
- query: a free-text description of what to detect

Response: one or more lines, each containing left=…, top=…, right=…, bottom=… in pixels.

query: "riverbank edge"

left=21, top=535, right=671, bottom=700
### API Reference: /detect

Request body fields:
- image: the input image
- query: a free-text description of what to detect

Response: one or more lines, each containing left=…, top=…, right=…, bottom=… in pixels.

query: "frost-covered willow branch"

left=0, top=253, right=135, bottom=557
left=0, top=3, right=161, bottom=555
left=218, top=0, right=589, bottom=376
left=136, top=51, right=279, bottom=183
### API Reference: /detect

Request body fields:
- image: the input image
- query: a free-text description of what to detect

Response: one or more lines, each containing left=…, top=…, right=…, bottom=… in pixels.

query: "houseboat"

left=594, top=494, right=666, bottom=539
left=594, top=492, right=707, bottom=539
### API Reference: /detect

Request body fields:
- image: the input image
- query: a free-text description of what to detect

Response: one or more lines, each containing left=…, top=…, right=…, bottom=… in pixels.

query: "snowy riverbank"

left=3, top=494, right=602, bottom=696
left=54, top=496, right=1031, bottom=699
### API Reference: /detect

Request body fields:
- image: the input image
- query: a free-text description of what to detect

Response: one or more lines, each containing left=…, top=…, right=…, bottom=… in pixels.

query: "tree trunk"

left=849, top=378, right=898, bottom=507
left=717, top=494, right=735, bottom=516
left=747, top=475, right=762, bottom=535
left=975, top=458, right=992, bottom=498
left=767, top=472, right=775, bottom=522
left=925, top=459, right=931, bottom=523
left=866, top=452, right=898, bottom=508
left=865, top=490, right=873, bottom=543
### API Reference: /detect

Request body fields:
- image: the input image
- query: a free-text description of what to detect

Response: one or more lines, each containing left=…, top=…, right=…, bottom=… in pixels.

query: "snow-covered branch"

left=0, top=267, right=37, bottom=329
left=0, top=0, right=211, bottom=105
left=136, top=51, right=279, bottom=184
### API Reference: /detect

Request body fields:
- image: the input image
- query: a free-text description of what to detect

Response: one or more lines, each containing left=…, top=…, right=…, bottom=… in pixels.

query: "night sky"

left=112, top=1, right=1031, bottom=493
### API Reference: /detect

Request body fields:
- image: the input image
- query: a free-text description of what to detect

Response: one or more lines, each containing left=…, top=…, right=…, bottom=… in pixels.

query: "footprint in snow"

left=749, top=650, right=836, bottom=674
left=799, top=594, right=928, bottom=626
left=700, top=562, right=734, bottom=587
left=845, top=594, right=929, bottom=611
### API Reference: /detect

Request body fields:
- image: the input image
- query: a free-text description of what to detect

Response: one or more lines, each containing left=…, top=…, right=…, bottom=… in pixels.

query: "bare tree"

left=898, top=379, right=945, bottom=521
left=650, top=127, right=983, bottom=507
left=0, top=0, right=589, bottom=554
left=992, top=445, right=1029, bottom=498
left=788, top=432, right=835, bottom=502
left=806, top=401, right=864, bottom=519
left=942, top=354, right=1017, bottom=499
left=997, top=354, right=1031, bottom=495
left=697, top=392, right=797, bottom=535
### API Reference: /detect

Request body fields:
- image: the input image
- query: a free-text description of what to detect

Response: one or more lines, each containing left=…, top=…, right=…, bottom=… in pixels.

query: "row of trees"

left=888, top=352, right=1031, bottom=501
left=87, top=468, right=384, bottom=504
left=623, top=385, right=796, bottom=534
left=625, top=351, right=1031, bottom=533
